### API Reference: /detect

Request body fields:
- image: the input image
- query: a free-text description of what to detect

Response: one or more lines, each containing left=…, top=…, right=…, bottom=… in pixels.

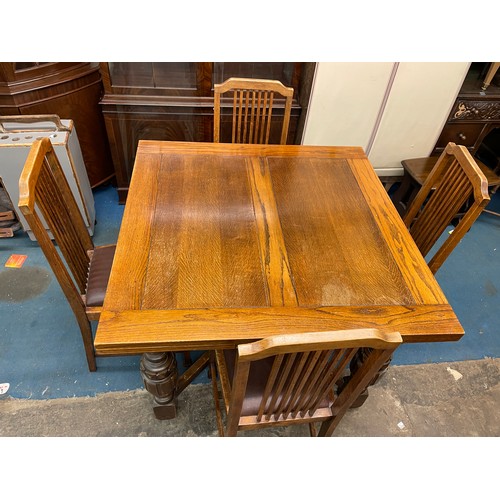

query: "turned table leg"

left=140, top=352, right=178, bottom=420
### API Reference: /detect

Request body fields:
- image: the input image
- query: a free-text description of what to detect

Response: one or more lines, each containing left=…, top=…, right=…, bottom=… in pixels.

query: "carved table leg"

left=140, top=352, right=178, bottom=420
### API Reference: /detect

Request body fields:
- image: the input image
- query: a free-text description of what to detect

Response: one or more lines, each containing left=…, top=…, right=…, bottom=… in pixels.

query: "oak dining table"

left=94, top=140, right=464, bottom=419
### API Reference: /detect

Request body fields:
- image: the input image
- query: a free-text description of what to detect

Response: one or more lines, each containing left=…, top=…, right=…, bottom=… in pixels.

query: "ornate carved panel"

left=451, top=100, right=500, bottom=121
left=433, top=63, right=500, bottom=157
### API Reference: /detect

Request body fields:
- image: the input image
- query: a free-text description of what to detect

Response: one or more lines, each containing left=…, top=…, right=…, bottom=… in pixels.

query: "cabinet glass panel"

left=14, top=62, right=50, bottom=71
left=108, top=62, right=197, bottom=89
left=213, top=62, right=296, bottom=87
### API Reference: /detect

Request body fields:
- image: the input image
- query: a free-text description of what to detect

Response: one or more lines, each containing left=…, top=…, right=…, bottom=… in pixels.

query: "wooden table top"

left=94, top=141, right=463, bottom=355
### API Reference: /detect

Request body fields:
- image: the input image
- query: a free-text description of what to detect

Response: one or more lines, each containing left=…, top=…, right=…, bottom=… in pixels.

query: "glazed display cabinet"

left=99, top=62, right=315, bottom=203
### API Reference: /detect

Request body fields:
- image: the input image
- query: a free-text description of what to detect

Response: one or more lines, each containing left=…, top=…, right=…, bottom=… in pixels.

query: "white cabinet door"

left=368, top=62, right=470, bottom=175
left=302, top=62, right=395, bottom=151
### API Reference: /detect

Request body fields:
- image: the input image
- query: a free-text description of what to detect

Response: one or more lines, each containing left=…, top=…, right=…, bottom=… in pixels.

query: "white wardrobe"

left=302, top=62, right=470, bottom=176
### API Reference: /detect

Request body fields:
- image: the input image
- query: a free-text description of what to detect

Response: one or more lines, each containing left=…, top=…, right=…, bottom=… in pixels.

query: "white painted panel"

left=368, top=62, right=470, bottom=175
left=0, top=119, right=95, bottom=240
left=302, top=62, right=394, bottom=150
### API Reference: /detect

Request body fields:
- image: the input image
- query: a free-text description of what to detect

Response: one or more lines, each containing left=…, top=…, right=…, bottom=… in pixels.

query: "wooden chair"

left=18, top=138, right=115, bottom=371
left=213, top=77, right=294, bottom=145
left=19, top=138, right=196, bottom=373
left=210, top=328, right=402, bottom=437
left=403, top=142, right=490, bottom=274
left=391, top=155, right=500, bottom=217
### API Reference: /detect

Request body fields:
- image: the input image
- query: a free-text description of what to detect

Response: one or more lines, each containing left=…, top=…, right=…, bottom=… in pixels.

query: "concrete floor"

left=1, top=357, right=498, bottom=437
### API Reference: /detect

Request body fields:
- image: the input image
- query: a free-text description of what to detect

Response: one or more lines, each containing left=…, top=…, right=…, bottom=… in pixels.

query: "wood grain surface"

left=95, top=141, right=463, bottom=355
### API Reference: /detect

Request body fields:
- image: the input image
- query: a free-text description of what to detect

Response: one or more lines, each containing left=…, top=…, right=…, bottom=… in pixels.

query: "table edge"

left=95, top=304, right=463, bottom=355
left=136, top=140, right=368, bottom=158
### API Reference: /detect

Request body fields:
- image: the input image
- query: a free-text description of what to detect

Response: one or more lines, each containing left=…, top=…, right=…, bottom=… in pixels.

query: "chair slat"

left=262, top=352, right=300, bottom=421
left=236, top=91, right=241, bottom=143
left=254, top=91, right=260, bottom=144
left=265, top=92, right=274, bottom=144
left=421, top=176, right=470, bottom=253
left=278, top=351, right=310, bottom=419
left=36, top=157, right=91, bottom=292
left=242, top=91, right=249, bottom=144
left=281, top=351, right=317, bottom=418
left=248, top=91, right=256, bottom=144
left=295, top=350, right=332, bottom=418
left=287, top=350, right=326, bottom=418
left=308, top=348, right=357, bottom=416
left=257, top=91, right=266, bottom=144
left=257, top=353, right=285, bottom=422
left=410, top=165, right=470, bottom=256
left=270, top=352, right=300, bottom=419
left=292, top=350, right=335, bottom=417
left=231, top=92, right=237, bottom=143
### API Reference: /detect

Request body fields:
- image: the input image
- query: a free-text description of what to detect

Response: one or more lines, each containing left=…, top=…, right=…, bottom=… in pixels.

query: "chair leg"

left=319, top=348, right=396, bottom=436
left=210, top=353, right=225, bottom=436
left=80, top=320, right=97, bottom=372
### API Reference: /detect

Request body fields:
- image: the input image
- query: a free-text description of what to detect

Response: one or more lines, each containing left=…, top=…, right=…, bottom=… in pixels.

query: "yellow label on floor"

left=5, top=254, right=27, bottom=268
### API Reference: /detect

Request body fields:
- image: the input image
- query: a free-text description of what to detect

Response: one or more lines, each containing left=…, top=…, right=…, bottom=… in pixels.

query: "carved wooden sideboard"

left=99, top=62, right=315, bottom=203
left=432, top=63, right=500, bottom=159
left=0, top=63, right=114, bottom=188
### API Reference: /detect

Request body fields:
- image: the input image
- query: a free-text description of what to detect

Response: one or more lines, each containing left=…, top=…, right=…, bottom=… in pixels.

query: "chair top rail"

left=237, top=328, right=402, bottom=361
left=214, top=77, right=294, bottom=97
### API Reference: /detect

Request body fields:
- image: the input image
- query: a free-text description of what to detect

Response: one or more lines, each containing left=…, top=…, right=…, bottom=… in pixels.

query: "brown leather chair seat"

left=222, top=349, right=332, bottom=417
left=86, top=245, right=116, bottom=308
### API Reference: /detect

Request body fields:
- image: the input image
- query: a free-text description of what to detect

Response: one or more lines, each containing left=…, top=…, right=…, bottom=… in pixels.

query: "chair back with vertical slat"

left=18, top=137, right=94, bottom=303
left=403, top=142, right=490, bottom=274
left=213, top=77, right=294, bottom=145
left=216, top=328, right=402, bottom=436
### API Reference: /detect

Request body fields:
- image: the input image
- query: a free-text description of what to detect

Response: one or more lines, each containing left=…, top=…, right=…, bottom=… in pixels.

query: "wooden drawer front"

left=435, top=123, right=486, bottom=149
left=450, top=100, right=500, bottom=121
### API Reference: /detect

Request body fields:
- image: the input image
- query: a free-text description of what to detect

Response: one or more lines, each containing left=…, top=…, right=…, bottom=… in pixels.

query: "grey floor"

left=6, top=356, right=497, bottom=499
left=2, top=357, right=498, bottom=437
